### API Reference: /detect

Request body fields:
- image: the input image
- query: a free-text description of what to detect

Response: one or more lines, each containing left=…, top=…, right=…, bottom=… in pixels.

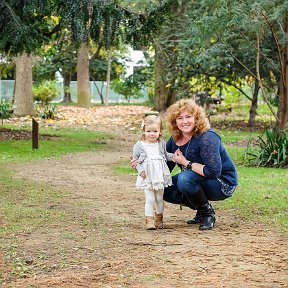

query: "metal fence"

left=0, top=80, right=148, bottom=103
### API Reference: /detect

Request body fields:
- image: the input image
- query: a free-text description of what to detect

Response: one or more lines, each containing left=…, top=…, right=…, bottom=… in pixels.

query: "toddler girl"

left=132, top=115, right=173, bottom=230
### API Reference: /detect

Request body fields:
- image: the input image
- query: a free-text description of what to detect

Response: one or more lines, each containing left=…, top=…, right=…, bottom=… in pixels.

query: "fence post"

left=32, top=118, right=39, bottom=149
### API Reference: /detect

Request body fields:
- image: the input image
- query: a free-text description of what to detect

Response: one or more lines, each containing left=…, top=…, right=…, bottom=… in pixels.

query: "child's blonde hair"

left=141, top=115, right=163, bottom=140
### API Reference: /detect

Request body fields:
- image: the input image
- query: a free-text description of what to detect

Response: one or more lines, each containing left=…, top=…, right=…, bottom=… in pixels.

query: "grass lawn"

left=0, top=126, right=112, bottom=163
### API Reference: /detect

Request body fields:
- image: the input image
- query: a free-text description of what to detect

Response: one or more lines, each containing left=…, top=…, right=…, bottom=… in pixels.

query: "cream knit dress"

left=135, top=141, right=172, bottom=190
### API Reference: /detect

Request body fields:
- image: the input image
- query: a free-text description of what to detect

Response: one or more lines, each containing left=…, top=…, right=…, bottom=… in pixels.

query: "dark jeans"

left=163, top=170, right=228, bottom=208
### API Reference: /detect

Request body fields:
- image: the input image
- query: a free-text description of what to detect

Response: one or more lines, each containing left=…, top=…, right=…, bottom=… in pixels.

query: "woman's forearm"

left=190, top=162, right=205, bottom=177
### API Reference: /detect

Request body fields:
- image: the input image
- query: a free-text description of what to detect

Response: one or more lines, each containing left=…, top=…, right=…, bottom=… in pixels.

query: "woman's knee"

left=177, top=171, right=199, bottom=193
left=163, top=185, right=182, bottom=204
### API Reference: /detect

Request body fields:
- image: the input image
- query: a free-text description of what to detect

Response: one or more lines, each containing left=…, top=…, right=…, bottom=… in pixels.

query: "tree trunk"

left=90, top=75, right=104, bottom=104
left=62, top=73, right=72, bottom=103
left=77, top=43, right=91, bottom=107
left=154, top=44, right=176, bottom=112
left=13, top=53, right=35, bottom=116
left=248, top=80, right=260, bottom=127
left=153, top=1, right=187, bottom=112
left=278, top=16, right=288, bottom=130
left=105, top=48, right=112, bottom=106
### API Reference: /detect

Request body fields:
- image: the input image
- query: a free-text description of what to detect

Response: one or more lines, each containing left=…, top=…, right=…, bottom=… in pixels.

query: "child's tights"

left=144, top=188, right=164, bottom=216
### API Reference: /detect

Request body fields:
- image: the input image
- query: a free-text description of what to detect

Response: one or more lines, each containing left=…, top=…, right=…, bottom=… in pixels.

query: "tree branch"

left=221, top=79, right=252, bottom=101
left=222, top=41, right=277, bottom=98
left=89, top=41, right=103, bottom=66
left=240, top=31, right=280, bottom=74
left=255, top=32, right=278, bottom=121
left=261, top=12, right=285, bottom=87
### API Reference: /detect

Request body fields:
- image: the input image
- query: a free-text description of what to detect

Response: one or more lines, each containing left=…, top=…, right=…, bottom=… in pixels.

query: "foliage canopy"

left=0, top=0, right=178, bottom=54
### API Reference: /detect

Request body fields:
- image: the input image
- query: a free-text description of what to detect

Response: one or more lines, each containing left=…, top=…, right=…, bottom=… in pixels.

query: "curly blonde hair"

left=166, top=99, right=210, bottom=141
left=141, top=115, right=163, bottom=140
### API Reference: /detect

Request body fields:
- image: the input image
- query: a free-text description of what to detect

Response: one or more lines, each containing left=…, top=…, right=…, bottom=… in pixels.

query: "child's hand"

left=130, top=155, right=138, bottom=169
left=140, top=171, right=146, bottom=179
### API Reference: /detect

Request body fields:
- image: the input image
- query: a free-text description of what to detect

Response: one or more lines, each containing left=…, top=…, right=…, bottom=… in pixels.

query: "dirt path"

left=1, top=106, right=288, bottom=288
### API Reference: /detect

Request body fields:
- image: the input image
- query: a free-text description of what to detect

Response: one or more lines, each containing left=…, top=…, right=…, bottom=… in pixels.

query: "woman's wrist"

left=181, top=159, right=189, bottom=167
left=186, top=161, right=193, bottom=170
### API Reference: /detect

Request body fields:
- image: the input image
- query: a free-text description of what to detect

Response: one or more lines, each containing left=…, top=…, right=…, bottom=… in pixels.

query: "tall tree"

left=153, top=1, right=189, bottom=111
left=180, top=0, right=288, bottom=129
left=119, top=0, right=182, bottom=111
left=56, top=0, right=177, bottom=107
left=0, top=0, right=59, bottom=115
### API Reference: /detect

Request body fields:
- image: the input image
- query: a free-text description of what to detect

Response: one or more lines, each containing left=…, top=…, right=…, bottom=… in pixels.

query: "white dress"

left=135, top=141, right=172, bottom=190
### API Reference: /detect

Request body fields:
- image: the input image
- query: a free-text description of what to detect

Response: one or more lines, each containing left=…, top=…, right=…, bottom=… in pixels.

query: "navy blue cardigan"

left=166, top=128, right=238, bottom=187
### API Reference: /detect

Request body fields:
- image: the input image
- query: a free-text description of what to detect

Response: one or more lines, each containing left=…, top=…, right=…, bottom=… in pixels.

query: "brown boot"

left=154, top=213, right=164, bottom=229
left=145, top=216, right=156, bottom=230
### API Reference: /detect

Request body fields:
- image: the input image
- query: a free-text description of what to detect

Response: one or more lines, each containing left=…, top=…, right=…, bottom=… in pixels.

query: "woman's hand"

left=173, top=150, right=205, bottom=176
left=172, top=149, right=189, bottom=167
left=140, top=171, right=146, bottom=179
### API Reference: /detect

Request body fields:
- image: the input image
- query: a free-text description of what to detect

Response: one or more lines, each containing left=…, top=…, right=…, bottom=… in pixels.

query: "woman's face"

left=175, top=110, right=195, bottom=135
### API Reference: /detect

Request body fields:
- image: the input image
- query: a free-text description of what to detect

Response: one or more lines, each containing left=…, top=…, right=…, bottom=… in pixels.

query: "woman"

left=165, top=98, right=238, bottom=230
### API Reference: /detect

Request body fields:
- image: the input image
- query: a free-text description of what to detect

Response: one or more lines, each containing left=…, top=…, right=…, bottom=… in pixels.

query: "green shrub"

left=36, top=104, right=58, bottom=119
left=246, top=128, right=288, bottom=168
left=111, top=76, right=143, bottom=102
left=0, top=99, right=13, bottom=124
left=32, top=80, right=59, bottom=106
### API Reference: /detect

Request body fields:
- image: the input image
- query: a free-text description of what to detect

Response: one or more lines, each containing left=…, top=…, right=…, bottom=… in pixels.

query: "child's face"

left=144, top=124, right=161, bottom=143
